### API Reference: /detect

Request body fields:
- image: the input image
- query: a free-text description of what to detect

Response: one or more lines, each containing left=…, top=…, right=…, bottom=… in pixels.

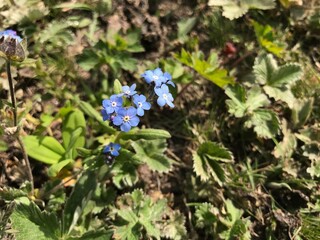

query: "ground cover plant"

left=0, top=0, right=319, bottom=239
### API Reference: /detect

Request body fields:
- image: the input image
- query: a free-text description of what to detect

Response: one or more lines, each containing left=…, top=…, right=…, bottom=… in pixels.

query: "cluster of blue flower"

left=0, top=30, right=22, bottom=42
left=102, top=68, right=175, bottom=161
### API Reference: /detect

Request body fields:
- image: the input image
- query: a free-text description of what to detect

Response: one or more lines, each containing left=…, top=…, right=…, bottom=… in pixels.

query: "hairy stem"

left=7, top=60, right=17, bottom=126
left=6, top=60, right=34, bottom=195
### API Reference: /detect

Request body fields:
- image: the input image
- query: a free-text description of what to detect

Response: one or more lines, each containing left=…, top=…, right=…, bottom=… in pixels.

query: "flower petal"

left=121, top=122, right=131, bottom=132
left=113, top=116, right=123, bottom=126
left=127, top=107, right=137, bottom=116
left=129, top=116, right=140, bottom=126
left=142, top=102, right=151, bottom=110
left=136, top=108, right=144, bottom=116
left=157, top=97, right=166, bottom=107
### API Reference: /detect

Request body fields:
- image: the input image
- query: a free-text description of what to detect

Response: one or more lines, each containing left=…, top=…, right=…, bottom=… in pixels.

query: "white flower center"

left=162, top=94, right=168, bottom=100
left=138, top=102, right=143, bottom=107
left=153, top=76, right=159, bottom=81
left=123, top=115, right=130, bottom=122
left=111, top=101, right=117, bottom=107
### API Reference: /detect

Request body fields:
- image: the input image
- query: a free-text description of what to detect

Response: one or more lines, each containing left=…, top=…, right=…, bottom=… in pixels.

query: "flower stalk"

left=6, top=59, right=34, bottom=195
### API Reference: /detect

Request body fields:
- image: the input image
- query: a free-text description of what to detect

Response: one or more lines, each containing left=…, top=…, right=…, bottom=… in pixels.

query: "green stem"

left=6, top=60, right=34, bottom=195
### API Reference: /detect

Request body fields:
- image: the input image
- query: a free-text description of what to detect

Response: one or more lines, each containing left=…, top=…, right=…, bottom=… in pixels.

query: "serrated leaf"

left=10, top=201, right=60, bottom=240
left=112, top=149, right=139, bottom=188
left=269, top=63, right=302, bottom=87
left=22, top=135, right=65, bottom=164
left=117, top=209, right=139, bottom=223
left=246, top=86, right=270, bottom=112
left=245, top=109, right=279, bottom=139
left=252, top=20, right=284, bottom=57
left=253, top=54, right=278, bottom=85
left=131, top=139, right=172, bottom=172
left=225, top=85, right=269, bottom=117
left=162, top=211, right=187, bottom=240
left=194, top=203, right=218, bottom=228
left=225, top=84, right=246, bottom=117
left=198, top=142, right=234, bottom=163
left=175, top=49, right=234, bottom=88
left=73, top=230, right=113, bottom=240
left=208, top=0, right=275, bottom=20
left=139, top=219, right=160, bottom=240
left=193, top=142, right=232, bottom=185
left=253, top=54, right=302, bottom=87
left=263, top=85, right=296, bottom=108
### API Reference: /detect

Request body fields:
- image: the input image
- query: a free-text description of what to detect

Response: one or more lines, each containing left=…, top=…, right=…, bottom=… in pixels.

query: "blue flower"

left=0, top=30, right=22, bottom=42
left=154, top=84, right=174, bottom=108
left=101, top=109, right=111, bottom=121
left=163, top=72, right=175, bottom=87
left=113, top=107, right=140, bottom=132
left=103, top=142, right=121, bottom=156
left=141, top=68, right=165, bottom=87
left=122, top=84, right=137, bottom=98
left=133, top=94, right=151, bottom=116
left=102, top=95, right=123, bottom=114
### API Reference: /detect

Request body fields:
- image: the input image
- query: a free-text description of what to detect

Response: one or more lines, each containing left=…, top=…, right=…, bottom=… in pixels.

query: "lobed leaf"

left=10, top=201, right=61, bottom=240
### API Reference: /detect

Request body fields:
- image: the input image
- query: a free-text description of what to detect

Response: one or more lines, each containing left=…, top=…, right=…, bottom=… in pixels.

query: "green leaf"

left=113, top=79, right=122, bottom=94
left=194, top=203, right=218, bottom=228
left=225, top=84, right=269, bottom=117
left=175, top=49, right=234, bottom=88
left=253, top=54, right=302, bottom=87
left=193, top=142, right=233, bottom=185
left=117, top=209, right=139, bottom=223
left=225, top=84, right=246, bottom=117
left=63, top=170, right=97, bottom=235
left=177, top=17, right=197, bottom=42
left=54, top=2, right=93, bottom=11
left=253, top=54, right=277, bottom=85
left=62, top=109, right=86, bottom=159
left=208, top=0, right=275, bottom=20
left=273, top=122, right=297, bottom=160
left=162, top=211, right=187, bottom=240
left=252, top=20, right=284, bottom=57
left=244, top=109, right=280, bottom=139
left=263, top=86, right=296, bottom=108
left=0, top=139, right=8, bottom=151
left=48, top=159, right=74, bottom=177
left=291, top=98, right=314, bottom=129
left=77, top=49, right=100, bottom=71
left=10, top=201, right=61, bottom=240
left=112, top=149, right=139, bottom=188
left=120, top=128, right=171, bottom=140
left=112, top=189, right=167, bottom=240
left=70, top=230, right=113, bottom=240
left=268, top=63, right=302, bottom=87
left=198, top=142, right=234, bottom=163
left=22, top=136, right=65, bottom=164
left=78, top=101, right=116, bottom=134
left=131, top=139, right=173, bottom=173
